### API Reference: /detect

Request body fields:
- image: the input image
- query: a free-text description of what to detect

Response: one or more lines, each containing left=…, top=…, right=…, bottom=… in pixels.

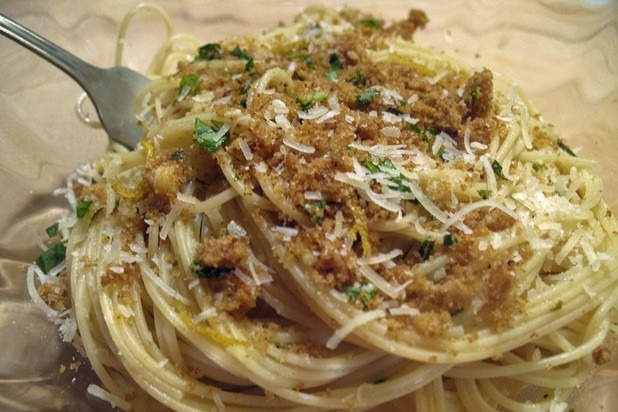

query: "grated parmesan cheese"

left=326, top=309, right=386, bottom=349
left=283, top=137, right=316, bottom=154
left=271, top=226, right=298, bottom=241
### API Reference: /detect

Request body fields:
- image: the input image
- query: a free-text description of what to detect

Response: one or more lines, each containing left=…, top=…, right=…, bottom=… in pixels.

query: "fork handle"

left=0, top=13, right=100, bottom=92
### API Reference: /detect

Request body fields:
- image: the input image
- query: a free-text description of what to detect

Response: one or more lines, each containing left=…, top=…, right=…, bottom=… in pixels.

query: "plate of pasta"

left=0, top=1, right=617, bottom=411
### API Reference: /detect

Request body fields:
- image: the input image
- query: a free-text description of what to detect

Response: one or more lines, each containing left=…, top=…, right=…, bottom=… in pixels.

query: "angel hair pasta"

left=30, top=6, right=618, bottom=412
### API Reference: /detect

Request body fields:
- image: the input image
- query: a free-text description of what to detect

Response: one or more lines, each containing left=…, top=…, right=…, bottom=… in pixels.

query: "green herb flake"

left=359, top=18, right=382, bottom=29
left=380, top=160, right=396, bottom=170
left=363, top=158, right=381, bottom=173
left=325, top=69, right=337, bottom=82
left=303, top=200, right=326, bottom=225
left=325, top=53, right=343, bottom=82
left=313, top=91, right=328, bottom=103
left=295, top=91, right=328, bottom=111
left=532, top=162, right=544, bottom=172
left=357, top=88, right=379, bottom=105
left=329, top=53, right=343, bottom=71
left=76, top=200, right=92, bottom=219
left=230, top=45, right=251, bottom=60
left=411, top=124, right=437, bottom=143
left=478, top=189, right=492, bottom=200
left=344, top=285, right=378, bottom=306
left=419, top=239, right=435, bottom=261
left=229, top=46, right=254, bottom=72
left=194, top=118, right=229, bottom=152
left=557, top=138, right=576, bottom=157
left=35, top=241, right=67, bottom=274
left=346, top=69, right=367, bottom=88
left=443, top=233, right=457, bottom=247
left=344, top=286, right=361, bottom=298
left=470, top=86, right=479, bottom=106
left=363, top=158, right=410, bottom=192
left=492, top=160, right=506, bottom=179
left=551, top=300, right=564, bottom=311
left=388, top=174, right=411, bottom=193
left=190, top=262, right=232, bottom=279
left=197, top=43, right=222, bottom=60
left=244, top=57, right=255, bottom=72
left=179, top=74, right=200, bottom=96
left=437, top=147, right=446, bottom=161
left=45, top=222, right=59, bottom=237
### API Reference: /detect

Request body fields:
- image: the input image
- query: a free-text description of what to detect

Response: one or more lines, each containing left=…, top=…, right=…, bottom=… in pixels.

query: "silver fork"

left=0, top=13, right=150, bottom=148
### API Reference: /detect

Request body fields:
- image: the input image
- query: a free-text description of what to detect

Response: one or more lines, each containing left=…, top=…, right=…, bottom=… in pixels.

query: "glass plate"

left=1, top=0, right=616, bottom=410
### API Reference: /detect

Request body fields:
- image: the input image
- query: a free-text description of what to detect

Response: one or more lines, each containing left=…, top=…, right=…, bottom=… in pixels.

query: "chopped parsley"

left=35, top=241, right=67, bottom=274
left=303, top=200, right=325, bottom=225
left=244, top=58, right=255, bottom=72
left=364, top=158, right=411, bottom=193
left=190, top=262, right=231, bottom=279
left=344, top=284, right=378, bottom=306
left=325, top=70, right=337, bottom=82
left=239, top=83, right=251, bottom=105
left=357, top=88, right=379, bottom=105
left=419, top=239, right=435, bottom=261
left=230, top=46, right=254, bottom=72
left=363, top=158, right=381, bottom=173
left=557, top=138, right=576, bottom=157
left=470, top=86, right=479, bottom=106
left=478, top=189, right=492, bottom=200
left=45, top=222, right=59, bottom=237
left=179, top=74, right=200, bottom=96
left=551, top=300, right=564, bottom=311
left=358, top=18, right=381, bottom=29
left=346, top=69, right=366, bottom=88
left=197, top=43, right=222, bottom=60
left=532, top=162, right=544, bottom=172
left=443, top=233, right=457, bottom=247
left=329, top=53, right=343, bottom=68
left=230, top=45, right=250, bottom=60
left=295, top=91, right=328, bottom=111
left=388, top=174, right=411, bottom=193
left=76, top=200, right=92, bottom=219
left=194, top=118, right=229, bottom=152
left=328, top=53, right=343, bottom=73
left=492, top=160, right=506, bottom=179
left=437, top=146, right=447, bottom=161
left=410, top=124, right=437, bottom=143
